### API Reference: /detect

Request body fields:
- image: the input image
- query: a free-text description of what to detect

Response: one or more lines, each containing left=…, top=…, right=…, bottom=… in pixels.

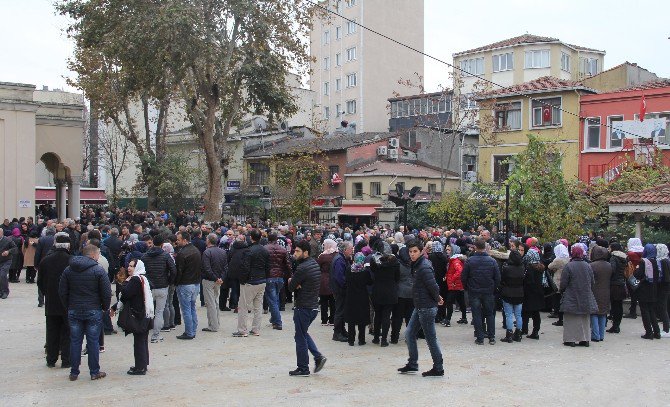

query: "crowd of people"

left=1, top=208, right=669, bottom=380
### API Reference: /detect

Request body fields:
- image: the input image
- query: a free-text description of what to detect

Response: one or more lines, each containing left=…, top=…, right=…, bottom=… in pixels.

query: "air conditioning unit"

left=376, top=146, right=388, bottom=156
left=388, top=148, right=399, bottom=160
left=465, top=171, right=477, bottom=182
left=388, top=137, right=399, bottom=148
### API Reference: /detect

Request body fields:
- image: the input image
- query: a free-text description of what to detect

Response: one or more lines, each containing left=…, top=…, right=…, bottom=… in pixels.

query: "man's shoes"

left=552, top=321, right=563, bottom=326
left=0, top=293, right=8, bottom=299
left=233, top=308, right=239, bottom=313
left=90, top=372, right=107, bottom=380
left=641, top=333, right=654, bottom=340
left=160, top=327, right=171, bottom=332
left=332, top=333, right=348, bottom=342
left=606, top=326, right=620, bottom=334
left=527, top=332, right=540, bottom=340
left=289, top=368, right=310, bottom=376
left=263, top=309, right=269, bottom=314
left=68, top=374, right=78, bottom=381
left=61, top=362, right=71, bottom=369
left=220, top=306, right=231, bottom=311
left=489, top=338, right=496, bottom=345
left=232, top=331, right=248, bottom=337
left=314, top=356, right=327, bottom=373
left=622, top=314, right=637, bottom=319
left=47, top=362, right=56, bottom=368
left=176, top=334, right=194, bottom=340
left=372, top=337, right=380, bottom=344
left=104, top=330, right=117, bottom=335
left=38, top=303, right=44, bottom=307
left=99, top=346, right=105, bottom=353
left=201, top=328, right=217, bottom=332
left=456, top=318, right=468, bottom=324
left=422, top=368, right=445, bottom=377
left=358, top=340, right=366, bottom=346
left=150, top=337, right=164, bottom=343
left=442, top=320, right=451, bottom=327
left=475, top=338, right=484, bottom=345
left=348, top=342, right=355, bottom=346
left=127, top=368, right=147, bottom=375
left=390, top=338, right=398, bottom=344
left=653, top=332, right=662, bottom=340
left=548, top=313, right=559, bottom=319
left=272, top=324, right=283, bottom=330
left=578, top=341, right=590, bottom=347
left=380, top=339, right=389, bottom=347
left=249, top=331, right=260, bottom=336
left=563, top=342, right=576, bottom=347
left=398, top=365, right=418, bottom=374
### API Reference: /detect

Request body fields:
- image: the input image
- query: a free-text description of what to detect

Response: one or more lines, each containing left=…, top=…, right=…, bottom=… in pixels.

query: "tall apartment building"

left=310, top=0, right=424, bottom=133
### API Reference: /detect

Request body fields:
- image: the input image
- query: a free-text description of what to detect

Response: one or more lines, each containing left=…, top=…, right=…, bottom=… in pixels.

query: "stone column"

left=55, top=179, right=67, bottom=221
left=634, top=213, right=643, bottom=239
left=67, top=175, right=82, bottom=220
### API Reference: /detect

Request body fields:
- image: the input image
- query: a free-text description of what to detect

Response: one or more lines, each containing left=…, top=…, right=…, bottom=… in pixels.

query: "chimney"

left=42, top=85, right=48, bottom=91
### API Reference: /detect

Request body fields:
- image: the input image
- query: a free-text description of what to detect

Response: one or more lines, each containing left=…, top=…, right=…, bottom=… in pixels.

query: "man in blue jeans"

left=288, top=240, right=326, bottom=376
left=264, top=232, right=291, bottom=330
left=398, top=239, right=444, bottom=377
left=461, top=238, right=500, bottom=345
left=58, top=244, right=111, bottom=381
left=175, top=231, right=202, bottom=340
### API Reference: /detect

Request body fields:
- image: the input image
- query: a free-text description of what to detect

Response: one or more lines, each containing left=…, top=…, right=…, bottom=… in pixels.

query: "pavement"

left=1, top=281, right=669, bottom=406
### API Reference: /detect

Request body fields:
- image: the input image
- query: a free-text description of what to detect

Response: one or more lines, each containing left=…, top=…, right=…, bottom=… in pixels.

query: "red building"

left=579, top=80, right=670, bottom=183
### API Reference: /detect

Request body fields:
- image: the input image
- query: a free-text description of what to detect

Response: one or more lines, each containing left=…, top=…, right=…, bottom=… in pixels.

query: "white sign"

left=612, top=118, right=666, bottom=139
left=18, top=199, right=32, bottom=208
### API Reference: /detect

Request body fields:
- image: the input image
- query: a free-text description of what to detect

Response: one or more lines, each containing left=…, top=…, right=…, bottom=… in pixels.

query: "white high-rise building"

left=310, top=0, right=424, bottom=133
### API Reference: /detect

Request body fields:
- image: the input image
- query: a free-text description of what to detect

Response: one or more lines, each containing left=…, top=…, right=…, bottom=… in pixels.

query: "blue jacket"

left=411, top=257, right=440, bottom=309
left=461, top=252, right=501, bottom=295
left=59, top=255, right=112, bottom=311
left=330, top=252, right=348, bottom=294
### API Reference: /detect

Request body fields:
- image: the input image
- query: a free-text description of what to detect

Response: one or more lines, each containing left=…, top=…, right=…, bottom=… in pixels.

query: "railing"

left=588, top=142, right=663, bottom=184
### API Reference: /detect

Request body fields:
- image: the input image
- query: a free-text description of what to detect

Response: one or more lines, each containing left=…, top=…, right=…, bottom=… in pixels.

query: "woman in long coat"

left=23, top=229, right=39, bottom=283
left=607, top=242, right=628, bottom=333
left=560, top=245, right=598, bottom=347
left=317, top=239, right=338, bottom=325
left=522, top=243, right=545, bottom=339
left=345, top=252, right=373, bottom=346
left=370, top=253, right=399, bottom=346
left=548, top=244, right=570, bottom=326
left=589, top=246, right=612, bottom=342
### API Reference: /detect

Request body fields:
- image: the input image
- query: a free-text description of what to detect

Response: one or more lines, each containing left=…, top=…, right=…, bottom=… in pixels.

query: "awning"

left=337, top=205, right=377, bottom=217
left=35, top=188, right=108, bottom=204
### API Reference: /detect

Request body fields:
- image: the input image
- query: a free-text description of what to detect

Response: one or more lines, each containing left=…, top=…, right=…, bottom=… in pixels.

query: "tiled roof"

left=477, top=76, right=596, bottom=99
left=613, top=79, right=670, bottom=93
left=244, top=132, right=393, bottom=158
left=564, top=43, right=605, bottom=53
left=609, top=183, right=670, bottom=204
left=346, top=160, right=450, bottom=178
left=453, top=34, right=605, bottom=56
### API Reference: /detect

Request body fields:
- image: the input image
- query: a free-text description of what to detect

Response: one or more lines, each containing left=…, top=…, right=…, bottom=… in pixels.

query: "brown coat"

left=22, top=237, right=39, bottom=267
left=590, top=246, right=612, bottom=315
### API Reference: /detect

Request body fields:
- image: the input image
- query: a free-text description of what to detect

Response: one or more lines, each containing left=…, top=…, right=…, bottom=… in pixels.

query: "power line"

left=306, top=0, right=668, bottom=145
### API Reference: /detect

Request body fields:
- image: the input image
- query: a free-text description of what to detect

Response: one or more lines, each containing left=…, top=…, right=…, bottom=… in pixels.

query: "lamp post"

left=261, top=198, right=272, bottom=226
left=393, top=184, right=421, bottom=233
left=504, top=179, right=523, bottom=249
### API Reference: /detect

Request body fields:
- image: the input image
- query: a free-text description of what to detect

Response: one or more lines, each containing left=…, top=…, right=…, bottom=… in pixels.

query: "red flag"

left=640, top=94, right=646, bottom=121
left=542, top=105, right=552, bottom=122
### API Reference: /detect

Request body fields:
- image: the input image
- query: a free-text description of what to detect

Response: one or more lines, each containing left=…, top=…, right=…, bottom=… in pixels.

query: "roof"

left=608, top=183, right=670, bottom=205
left=613, top=79, right=670, bottom=93
left=388, top=90, right=453, bottom=102
left=453, top=34, right=604, bottom=57
left=244, top=132, right=393, bottom=158
left=476, top=76, right=597, bottom=99
left=346, top=160, right=451, bottom=178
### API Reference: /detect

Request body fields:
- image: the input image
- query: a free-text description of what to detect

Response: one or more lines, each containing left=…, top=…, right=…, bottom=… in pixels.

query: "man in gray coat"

left=201, top=233, right=227, bottom=332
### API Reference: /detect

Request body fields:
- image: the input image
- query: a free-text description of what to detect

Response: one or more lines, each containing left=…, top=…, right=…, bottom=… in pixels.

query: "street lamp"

left=392, top=184, right=421, bottom=233
left=261, top=198, right=272, bottom=225
left=504, top=179, right=523, bottom=249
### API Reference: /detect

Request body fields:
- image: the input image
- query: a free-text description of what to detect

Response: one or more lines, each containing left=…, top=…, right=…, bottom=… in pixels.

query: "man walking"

left=142, top=234, right=176, bottom=343
left=0, top=228, right=17, bottom=299
left=201, top=233, right=227, bottom=332
left=461, top=238, right=501, bottom=345
left=331, top=241, right=352, bottom=342
left=265, top=232, right=291, bottom=330
left=175, top=231, right=202, bottom=340
left=398, top=239, right=444, bottom=377
left=233, top=229, right=269, bottom=337
left=58, top=244, right=111, bottom=381
left=288, top=240, right=326, bottom=376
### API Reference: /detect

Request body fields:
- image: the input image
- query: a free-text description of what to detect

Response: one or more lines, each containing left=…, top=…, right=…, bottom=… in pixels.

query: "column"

left=634, top=213, right=643, bottom=239
left=67, top=175, right=82, bottom=220
left=55, top=179, right=67, bottom=221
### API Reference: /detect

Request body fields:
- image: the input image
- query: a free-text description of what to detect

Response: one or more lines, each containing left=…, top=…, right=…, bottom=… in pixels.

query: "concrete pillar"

left=634, top=213, right=643, bottom=239
left=55, top=179, right=67, bottom=221
left=67, top=175, right=82, bottom=220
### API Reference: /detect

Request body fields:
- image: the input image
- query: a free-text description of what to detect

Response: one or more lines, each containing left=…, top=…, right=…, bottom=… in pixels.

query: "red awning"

left=35, top=188, right=107, bottom=204
left=337, top=205, right=377, bottom=217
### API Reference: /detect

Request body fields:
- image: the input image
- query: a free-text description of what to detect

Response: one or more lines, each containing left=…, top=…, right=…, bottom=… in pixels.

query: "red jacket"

left=446, top=255, right=465, bottom=291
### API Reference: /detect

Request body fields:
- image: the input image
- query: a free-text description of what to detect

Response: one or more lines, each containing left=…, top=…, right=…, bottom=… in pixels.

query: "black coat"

left=345, top=268, right=372, bottom=324
left=241, top=242, right=269, bottom=284
left=634, top=259, right=659, bottom=303
left=34, top=235, right=54, bottom=269
left=175, top=243, right=202, bottom=285
left=523, top=263, right=545, bottom=312
left=609, top=251, right=628, bottom=301
left=141, top=247, right=176, bottom=289
left=103, top=237, right=123, bottom=272
left=227, top=240, right=249, bottom=280
left=500, top=252, right=525, bottom=304
left=371, top=255, right=399, bottom=305
left=289, top=257, right=321, bottom=309
left=37, top=248, right=71, bottom=316
left=118, top=276, right=146, bottom=334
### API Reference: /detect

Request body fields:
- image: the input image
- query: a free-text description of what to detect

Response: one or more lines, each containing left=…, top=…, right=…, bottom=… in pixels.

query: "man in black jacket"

left=398, top=239, right=444, bottom=377
left=288, top=240, right=326, bottom=376
left=201, top=233, right=227, bottom=332
left=142, top=234, right=176, bottom=343
left=37, top=233, right=72, bottom=368
left=233, top=229, right=269, bottom=337
left=34, top=226, right=56, bottom=307
left=175, top=231, right=202, bottom=340
left=103, top=228, right=123, bottom=281
left=224, top=235, right=247, bottom=312
left=0, top=228, right=18, bottom=299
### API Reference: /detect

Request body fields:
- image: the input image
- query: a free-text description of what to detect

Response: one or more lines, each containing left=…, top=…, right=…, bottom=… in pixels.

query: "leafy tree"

left=271, top=152, right=326, bottom=223
left=427, top=187, right=497, bottom=230
left=98, top=125, right=130, bottom=206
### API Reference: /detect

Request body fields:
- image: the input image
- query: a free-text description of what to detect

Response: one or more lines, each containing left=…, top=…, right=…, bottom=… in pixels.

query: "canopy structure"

left=337, top=205, right=378, bottom=217
left=608, top=183, right=670, bottom=238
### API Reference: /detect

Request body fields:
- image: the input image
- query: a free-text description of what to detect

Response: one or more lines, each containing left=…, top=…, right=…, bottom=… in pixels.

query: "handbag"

left=543, top=269, right=558, bottom=296
left=627, top=275, right=640, bottom=292
left=117, top=277, right=154, bottom=334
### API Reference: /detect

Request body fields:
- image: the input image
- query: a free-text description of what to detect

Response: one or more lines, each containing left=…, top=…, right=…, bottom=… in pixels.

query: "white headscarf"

left=627, top=238, right=644, bottom=253
left=657, top=244, right=669, bottom=260
left=118, top=260, right=154, bottom=319
left=554, top=244, right=569, bottom=259
left=321, top=238, right=338, bottom=255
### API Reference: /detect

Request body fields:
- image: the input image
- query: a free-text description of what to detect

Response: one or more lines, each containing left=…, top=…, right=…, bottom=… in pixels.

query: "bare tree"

left=98, top=124, right=130, bottom=206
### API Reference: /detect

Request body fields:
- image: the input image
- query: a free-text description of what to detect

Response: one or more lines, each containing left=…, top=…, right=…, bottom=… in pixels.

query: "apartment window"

left=335, top=78, right=341, bottom=91
left=346, top=99, right=356, bottom=114
left=494, top=102, right=522, bottom=130
left=462, top=154, right=477, bottom=180
left=391, top=101, right=399, bottom=118
left=323, top=57, right=330, bottom=71
left=438, top=97, right=450, bottom=113
left=249, top=163, right=270, bottom=186
left=493, top=155, right=514, bottom=182
left=352, top=182, right=363, bottom=199
left=419, top=98, right=428, bottom=115
left=346, top=47, right=356, bottom=61
left=460, top=94, right=478, bottom=110
left=346, top=20, right=357, bottom=35
left=346, top=73, right=357, bottom=87
left=608, top=116, right=624, bottom=148
left=427, top=98, right=437, bottom=114
left=323, top=106, right=330, bottom=120
left=400, top=100, right=409, bottom=117
left=329, top=165, right=340, bottom=178
left=459, top=57, right=484, bottom=76
left=409, top=99, right=419, bottom=116
left=402, top=130, right=417, bottom=148
left=579, top=57, right=599, bottom=76
left=322, top=30, right=330, bottom=45
left=323, top=81, right=330, bottom=96
left=639, top=112, right=670, bottom=145
left=524, top=50, right=550, bottom=69
left=336, top=0, right=342, bottom=13
left=335, top=53, right=342, bottom=66
left=370, top=182, right=381, bottom=197
left=345, top=0, right=356, bottom=6
left=586, top=117, right=601, bottom=149
left=428, top=183, right=437, bottom=196
left=493, top=52, right=514, bottom=72
left=336, top=26, right=342, bottom=40
left=561, top=52, right=571, bottom=72
left=335, top=103, right=342, bottom=117
left=531, top=97, right=562, bottom=127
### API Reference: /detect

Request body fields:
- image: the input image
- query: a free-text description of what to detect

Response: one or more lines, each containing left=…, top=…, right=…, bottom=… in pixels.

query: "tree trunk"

left=202, top=107, right=223, bottom=222
left=112, top=176, right=118, bottom=207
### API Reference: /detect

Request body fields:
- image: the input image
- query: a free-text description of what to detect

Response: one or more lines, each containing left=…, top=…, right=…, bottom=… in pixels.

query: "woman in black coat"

left=345, top=253, right=373, bottom=346
left=370, top=254, right=400, bottom=347
left=427, top=243, right=448, bottom=323
left=521, top=244, right=545, bottom=339
left=607, top=242, right=628, bottom=333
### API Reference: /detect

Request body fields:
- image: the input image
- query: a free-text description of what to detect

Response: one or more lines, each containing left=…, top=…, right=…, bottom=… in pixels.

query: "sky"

left=1, top=0, right=669, bottom=93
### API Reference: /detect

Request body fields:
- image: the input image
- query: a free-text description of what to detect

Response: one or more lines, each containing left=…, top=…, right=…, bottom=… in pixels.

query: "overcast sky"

left=1, top=0, right=668, bottom=93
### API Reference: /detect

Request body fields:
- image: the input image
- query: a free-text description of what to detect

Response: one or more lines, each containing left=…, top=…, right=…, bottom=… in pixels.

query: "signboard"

left=225, top=180, right=241, bottom=191
left=611, top=118, right=666, bottom=139
left=18, top=199, right=32, bottom=208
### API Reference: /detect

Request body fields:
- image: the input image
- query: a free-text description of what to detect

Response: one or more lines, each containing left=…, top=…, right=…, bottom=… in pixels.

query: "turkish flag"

left=640, top=94, right=647, bottom=121
left=542, top=105, right=552, bottom=122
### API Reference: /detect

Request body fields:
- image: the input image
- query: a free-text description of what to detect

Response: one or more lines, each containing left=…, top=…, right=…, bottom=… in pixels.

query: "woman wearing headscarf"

left=391, top=244, right=414, bottom=343
left=589, top=246, right=612, bottom=342
left=345, top=252, right=373, bottom=346
left=635, top=244, right=660, bottom=339
left=500, top=249, right=525, bottom=343
left=161, top=242, right=177, bottom=331
left=427, top=241, right=448, bottom=324
left=548, top=244, right=570, bottom=326
left=607, top=242, right=628, bottom=333
left=370, top=251, right=399, bottom=347
left=317, top=239, right=338, bottom=326
left=560, top=245, right=598, bottom=347
left=521, top=243, right=544, bottom=339
left=23, top=229, right=39, bottom=284
left=443, top=244, right=467, bottom=326
left=8, top=228, right=24, bottom=283
left=656, top=244, right=670, bottom=337
left=624, top=237, right=645, bottom=319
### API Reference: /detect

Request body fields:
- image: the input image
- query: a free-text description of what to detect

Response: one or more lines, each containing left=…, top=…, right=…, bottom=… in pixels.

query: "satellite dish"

left=252, top=117, right=268, bottom=132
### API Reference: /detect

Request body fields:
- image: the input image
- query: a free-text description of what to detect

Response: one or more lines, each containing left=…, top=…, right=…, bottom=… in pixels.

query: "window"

left=438, top=97, right=449, bottom=113
left=345, top=0, right=356, bottom=6
left=346, top=73, right=357, bottom=87
left=524, top=50, right=550, bottom=69
left=323, top=81, right=330, bottom=96
left=402, top=130, right=417, bottom=148
left=346, top=47, right=356, bottom=61
left=561, top=52, right=571, bottom=72
left=494, top=102, right=522, bottom=130
left=336, top=26, right=342, bottom=40
left=335, top=78, right=341, bottom=91
left=608, top=116, right=624, bottom=148
left=335, top=103, right=342, bottom=117
left=419, top=98, right=427, bottom=115
left=395, top=182, right=405, bottom=192
left=323, top=106, right=330, bottom=119
left=391, top=101, right=399, bottom=118
left=336, top=0, right=342, bottom=13
left=329, top=165, right=340, bottom=178
left=402, top=100, right=410, bottom=117
left=638, top=112, right=670, bottom=146
left=323, top=57, right=330, bottom=71
left=586, top=117, right=601, bottom=149
left=460, top=94, right=478, bottom=110
left=462, top=154, right=477, bottom=180
left=346, top=99, right=356, bottom=114
left=346, top=20, right=357, bottom=35
left=493, top=52, right=513, bottom=72
left=370, top=182, right=381, bottom=197
left=459, top=57, right=484, bottom=76
left=579, top=57, right=599, bottom=76
left=352, top=182, right=363, bottom=199
left=249, top=163, right=270, bottom=186
left=531, top=97, right=562, bottom=127
left=428, top=183, right=437, bottom=196
left=335, top=53, right=342, bottom=66
left=322, top=30, right=330, bottom=45
left=493, top=155, right=514, bottom=182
